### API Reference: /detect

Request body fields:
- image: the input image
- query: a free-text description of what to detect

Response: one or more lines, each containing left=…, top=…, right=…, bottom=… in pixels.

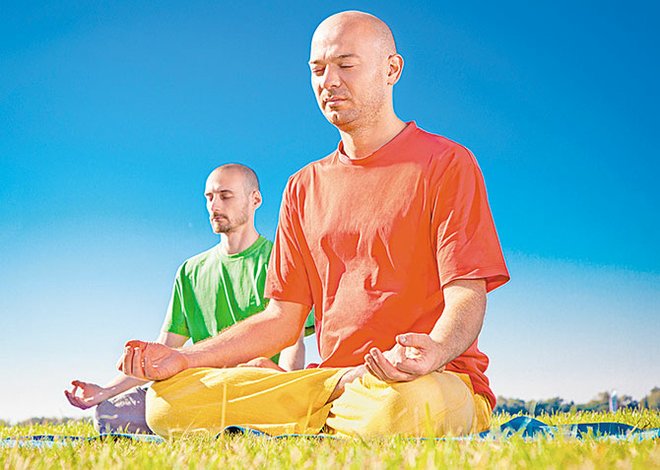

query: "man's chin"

left=211, top=224, right=231, bottom=234
left=326, top=112, right=356, bottom=128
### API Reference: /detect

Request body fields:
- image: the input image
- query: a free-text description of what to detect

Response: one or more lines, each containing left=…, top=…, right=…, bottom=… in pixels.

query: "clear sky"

left=1, top=1, right=658, bottom=423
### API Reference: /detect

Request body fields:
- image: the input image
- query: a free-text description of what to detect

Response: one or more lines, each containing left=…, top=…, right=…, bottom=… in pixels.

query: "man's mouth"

left=323, top=96, right=347, bottom=105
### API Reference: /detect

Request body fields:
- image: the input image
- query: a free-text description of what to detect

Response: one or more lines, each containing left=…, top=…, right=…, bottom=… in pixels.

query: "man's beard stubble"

left=213, top=208, right=249, bottom=234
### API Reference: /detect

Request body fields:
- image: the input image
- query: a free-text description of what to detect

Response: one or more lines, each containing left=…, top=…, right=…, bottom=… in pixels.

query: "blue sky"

left=1, top=1, right=658, bottom=422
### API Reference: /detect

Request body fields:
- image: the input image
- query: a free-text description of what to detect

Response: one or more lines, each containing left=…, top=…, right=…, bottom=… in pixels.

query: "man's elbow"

left=281, top=327, right=303, bottom=350
left=267, top=300, right=309, bottom=349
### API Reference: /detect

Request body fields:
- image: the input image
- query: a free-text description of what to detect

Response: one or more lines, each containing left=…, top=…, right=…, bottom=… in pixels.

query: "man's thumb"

left=396, top=333, right=432, bottom=348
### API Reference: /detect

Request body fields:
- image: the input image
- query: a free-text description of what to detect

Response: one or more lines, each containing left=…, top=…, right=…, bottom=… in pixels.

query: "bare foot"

left=326, top=365, right=367, bottom=403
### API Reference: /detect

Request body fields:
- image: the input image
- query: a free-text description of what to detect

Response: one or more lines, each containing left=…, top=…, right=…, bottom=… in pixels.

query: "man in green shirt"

left=65, top=163, right=312, bottom=433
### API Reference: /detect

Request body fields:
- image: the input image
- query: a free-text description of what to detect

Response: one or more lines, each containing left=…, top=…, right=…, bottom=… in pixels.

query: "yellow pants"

left=146, top=367, right=491, bottom=438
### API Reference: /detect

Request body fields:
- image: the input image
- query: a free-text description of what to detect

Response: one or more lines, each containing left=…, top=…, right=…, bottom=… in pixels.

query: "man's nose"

left=209, top=196, right=223, bottom=211
left=320, top=65, right=341, bottom=89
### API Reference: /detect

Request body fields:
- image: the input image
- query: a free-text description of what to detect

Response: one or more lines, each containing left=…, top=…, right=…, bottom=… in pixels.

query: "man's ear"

left=387, top=54, right=404, bottom=86
left=252, top=190, right=263, bottom=209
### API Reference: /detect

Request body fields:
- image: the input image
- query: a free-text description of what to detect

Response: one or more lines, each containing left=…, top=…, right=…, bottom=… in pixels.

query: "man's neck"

left=219, top=227, right=260, bottom=255
left=339, top=115, right=407, bottom=160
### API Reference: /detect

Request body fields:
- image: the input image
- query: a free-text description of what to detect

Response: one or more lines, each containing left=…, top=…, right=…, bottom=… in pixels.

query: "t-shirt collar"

left=336, top=121, right=418, bottom=166
left=217, top=235, right=266, bottom=260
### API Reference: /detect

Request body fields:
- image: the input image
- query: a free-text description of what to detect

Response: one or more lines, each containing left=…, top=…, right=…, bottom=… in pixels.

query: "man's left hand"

left=364, top=333, right=445, bottom=382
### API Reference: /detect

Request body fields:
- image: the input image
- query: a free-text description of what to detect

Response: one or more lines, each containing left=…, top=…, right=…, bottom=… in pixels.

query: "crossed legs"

left=145, top=367, right=491, bottom=438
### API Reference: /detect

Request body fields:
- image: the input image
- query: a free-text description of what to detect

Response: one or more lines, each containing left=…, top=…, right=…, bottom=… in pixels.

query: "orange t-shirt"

left=265, top=122, right=509, bottom=408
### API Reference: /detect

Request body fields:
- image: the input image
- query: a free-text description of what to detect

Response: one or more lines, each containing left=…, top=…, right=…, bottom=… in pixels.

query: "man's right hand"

left=64, top=380, right=110, bottom=410
left=118, top=340, right=188, bottom=381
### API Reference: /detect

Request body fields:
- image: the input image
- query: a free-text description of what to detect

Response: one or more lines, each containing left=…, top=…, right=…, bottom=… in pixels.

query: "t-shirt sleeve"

left=265, top=178, right=314, bottom=306
left=161, top=264, right=191, bottom=337
left=432, top=147, right=510, bottom=292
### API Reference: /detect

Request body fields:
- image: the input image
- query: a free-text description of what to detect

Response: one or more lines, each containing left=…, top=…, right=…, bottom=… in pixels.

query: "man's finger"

left=64, top=391, right=87, bottom=410
left=124, top=339, right=147, bottom=349
left=131, top=346, right=143, bottom=378
left=364, top=360, right=381, bottom=380
left=368, top=349, right=396, bottom=382
left=364, top=356, right=390, bottom=382
left=64, top=390, right=75, bottom=406
left=396, top=333, right=433, bottom=349
left=393, top=356, right=426, bottom=375
left=370, top=348, right=415, bottom=382
left=364, top=353, right=390, bottom=381
left=375, top=349, right=417, bottom=382
left=122, top=346, right=134, bottom=376
left=368, top=349, right=395, bottom=381
left=143, top=350, right=160, bottom=381
left=122, top=339, right=148, bottom=374
left=133, top=347, right=150, bottom=380
left=74, top=399, right=90, bottom=410
left=76, top=382, right=89, bottom=392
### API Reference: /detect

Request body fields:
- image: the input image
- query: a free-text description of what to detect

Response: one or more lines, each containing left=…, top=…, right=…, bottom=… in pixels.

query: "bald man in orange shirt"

left=119, top=11, right=509, bottom=438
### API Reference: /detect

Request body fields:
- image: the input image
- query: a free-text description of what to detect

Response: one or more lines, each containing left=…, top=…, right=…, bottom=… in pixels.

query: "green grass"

left=2, top=410, right=659, bottom=469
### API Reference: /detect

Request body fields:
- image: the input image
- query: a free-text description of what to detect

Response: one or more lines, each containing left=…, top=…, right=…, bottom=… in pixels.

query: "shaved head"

left=312, top=11, right=397, bottom=58
left=208, top=163, right=260, bottom=195
left=309, top=11, right=404, bottom=132
left=205, top=163, right=262, bottom=234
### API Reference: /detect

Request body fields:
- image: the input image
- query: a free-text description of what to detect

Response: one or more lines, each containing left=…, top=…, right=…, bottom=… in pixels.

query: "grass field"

left=2, top=410, right=659, bottom=469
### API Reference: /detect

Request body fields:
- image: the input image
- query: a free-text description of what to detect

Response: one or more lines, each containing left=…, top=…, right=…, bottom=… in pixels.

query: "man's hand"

left=237, top=356, right=285, bottom=371
left=364, top=333, right=445, bottom=382
left=64, top=381, right=110, bottom=410
left=118, top=340, right=188, bottom=381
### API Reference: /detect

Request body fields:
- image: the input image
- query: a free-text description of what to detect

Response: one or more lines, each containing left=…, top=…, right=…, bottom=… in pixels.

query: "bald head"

left=205, top=163, right=262, bottom=235
left=312, top=11, right=397, bottom=58
left=208, top=163, right=259, bottom=195
left=309, top=11, right=404, bottom=132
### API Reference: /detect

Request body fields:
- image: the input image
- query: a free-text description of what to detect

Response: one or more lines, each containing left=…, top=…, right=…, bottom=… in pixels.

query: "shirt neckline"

left=217, top=235, right=267, bottom=260
left=336, top=121, right=418, bottom=166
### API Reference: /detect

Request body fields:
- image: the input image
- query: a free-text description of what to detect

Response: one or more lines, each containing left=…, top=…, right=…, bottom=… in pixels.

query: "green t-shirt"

left=162, top=236, right=314, bottom=360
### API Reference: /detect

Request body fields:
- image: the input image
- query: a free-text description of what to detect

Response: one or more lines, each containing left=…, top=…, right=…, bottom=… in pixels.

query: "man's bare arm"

left=427, top=278, right=487, bottom=365
left=65, top=332, right=188, bottom=409
left=365, top=279, right=487, bottom=381
left=277, top=327, right=306, bottom=371
left=120, top=299, right=309, bottom=381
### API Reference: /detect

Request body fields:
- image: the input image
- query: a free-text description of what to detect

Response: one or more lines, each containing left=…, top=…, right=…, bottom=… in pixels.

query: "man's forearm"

left=181, top=300, right=309, bottom=369
left=428, top=279, right=487, bottom=367
left=103, top=373, right=150, bottom=396
left=278, top=329, right=306, bottom=371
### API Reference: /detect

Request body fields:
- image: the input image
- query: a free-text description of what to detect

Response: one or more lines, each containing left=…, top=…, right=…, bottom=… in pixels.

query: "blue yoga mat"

left=478, top=416, right=660, bottom=441
left=3, top=417, right=659, bottom=448
left=222, top=416, right=660, bottom=441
